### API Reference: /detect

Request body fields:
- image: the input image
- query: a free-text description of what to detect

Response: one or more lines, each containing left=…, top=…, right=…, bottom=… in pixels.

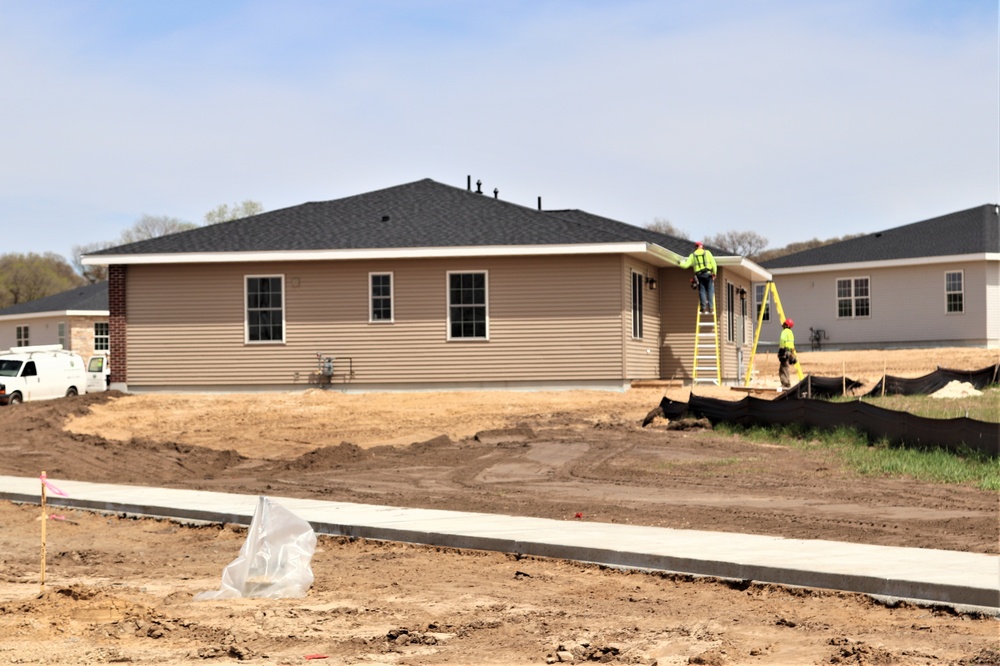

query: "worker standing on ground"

left=679, top=241, right=717, bottom=314
left=778, top=319, right=797, bottom=388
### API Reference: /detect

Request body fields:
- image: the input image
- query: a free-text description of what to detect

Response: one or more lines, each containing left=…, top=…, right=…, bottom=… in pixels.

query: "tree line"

left=0, top=201, right=262, bottom=309
left=647, top=217, right=864, bottom=262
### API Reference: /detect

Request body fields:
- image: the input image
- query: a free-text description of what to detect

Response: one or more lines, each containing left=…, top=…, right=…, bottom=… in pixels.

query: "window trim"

left=244, top=274, right=286, bottom=344
left=631, top=270, right=644, bottom=339
left=944, top=270, right=964, bottom=315
left=754, top=283, right=770, bottom=322
left=58, top=322, right=66, bottom=348
left=836, top=276, right=871, bottom=319
left=369, top=272, right=394, bottom=323
left=446, top=270, right=489, bottom=341
left=94, top=321, right=110, bottom=351
left=16, top=326, right=29, bottom=347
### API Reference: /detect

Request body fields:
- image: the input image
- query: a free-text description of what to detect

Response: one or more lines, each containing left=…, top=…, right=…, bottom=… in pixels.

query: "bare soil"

left=1, top=347, right=998, bottom=665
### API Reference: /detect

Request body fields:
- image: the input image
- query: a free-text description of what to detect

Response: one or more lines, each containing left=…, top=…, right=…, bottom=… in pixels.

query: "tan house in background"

left=83, top=179, right=770, bottom=393
left=0, top=281, right=110, bottom=361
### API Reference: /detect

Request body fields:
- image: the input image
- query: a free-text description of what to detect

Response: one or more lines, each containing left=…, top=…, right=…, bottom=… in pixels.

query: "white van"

left=0, top=345, right=90, bottom=405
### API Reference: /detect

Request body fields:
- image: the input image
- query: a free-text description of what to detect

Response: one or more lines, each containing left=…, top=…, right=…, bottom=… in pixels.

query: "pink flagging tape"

left=39, top=473, right=68, bottom=497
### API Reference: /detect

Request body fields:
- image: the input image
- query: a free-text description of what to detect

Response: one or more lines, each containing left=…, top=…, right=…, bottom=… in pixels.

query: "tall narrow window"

left=94, top=322, right=109, bottom=351
left=726, top=282, right=736, bottom=342
left=945, top=271, right=964, bottom=313
left=370, top=273, right=393, bottom=322
left=246, top=275, right=285, bottom=343
left=754, top=284, right=770, bottom=322
left=448, top=272, right=487, bottom=339
left=58, top=322, right=66, bottom=348
left=836, top=277, right=871, bottom=318
left=631, top=271, right=643, bottom=338
left=16, top=326, right=29, bottom=347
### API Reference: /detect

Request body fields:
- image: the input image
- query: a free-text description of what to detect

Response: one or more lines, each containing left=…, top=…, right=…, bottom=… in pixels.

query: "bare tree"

left=118, top=214, right=197, bottom=245
left=646, top=217, right=689, bottom=239
left=703, top=230, right=769, bottom=259
left=71, top=241, right=116, bottom=284
left=204, top=200, right=264, bottom=225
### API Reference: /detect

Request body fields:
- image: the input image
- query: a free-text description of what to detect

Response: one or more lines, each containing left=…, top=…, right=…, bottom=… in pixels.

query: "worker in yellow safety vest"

left=679, top=241, right=717, bottom=314
left=778, top=319, right=797, bottom=388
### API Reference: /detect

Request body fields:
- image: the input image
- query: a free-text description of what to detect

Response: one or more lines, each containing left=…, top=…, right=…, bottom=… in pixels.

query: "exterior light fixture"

left=645, top=277, right=658, bottom=290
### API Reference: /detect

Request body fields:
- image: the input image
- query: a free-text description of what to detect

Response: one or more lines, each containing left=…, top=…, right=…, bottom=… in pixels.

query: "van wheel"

left=66, top=387, right=78, bottom=397
left=7, top=392, right=22, bottom=405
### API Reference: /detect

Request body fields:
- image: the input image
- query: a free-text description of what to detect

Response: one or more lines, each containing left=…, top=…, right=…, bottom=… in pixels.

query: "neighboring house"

left=758, top=204, right=1000, bottom=350
left=83, top=178, right=770, bottom=392
left=0, top=281, right=110, bottom=361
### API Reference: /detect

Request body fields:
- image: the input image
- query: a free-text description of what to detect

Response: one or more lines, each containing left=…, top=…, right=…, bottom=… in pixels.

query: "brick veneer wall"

left=109, top=265, right=127, bottom=384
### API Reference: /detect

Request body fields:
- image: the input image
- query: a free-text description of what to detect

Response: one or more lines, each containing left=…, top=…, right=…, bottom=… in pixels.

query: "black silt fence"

left=657, top=393, right=998, bottom=458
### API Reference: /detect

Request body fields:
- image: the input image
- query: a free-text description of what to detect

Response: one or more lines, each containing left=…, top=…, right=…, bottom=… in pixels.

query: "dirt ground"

left=1, top=347, right=998, bottom=665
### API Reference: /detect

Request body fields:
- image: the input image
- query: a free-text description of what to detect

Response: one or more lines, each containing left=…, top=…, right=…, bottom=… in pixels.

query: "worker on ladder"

left=679, top=241, right=717, bottom=314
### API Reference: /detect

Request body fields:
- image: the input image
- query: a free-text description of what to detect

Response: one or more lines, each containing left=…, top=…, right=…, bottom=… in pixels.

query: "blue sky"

left=1, top=0, right=996, bottom=260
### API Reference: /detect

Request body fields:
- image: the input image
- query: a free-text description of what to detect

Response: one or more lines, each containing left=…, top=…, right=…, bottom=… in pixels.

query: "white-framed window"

left=245, top=275, right=285, bottom=343
left=631, top=270, right=644, bottom=339
left=726, top=281, right=736, bottom=342
left=58, top=322, right=66, bottom=348
left=754, top=283, right=770, bottom=322
left=447, top=271, right=488, bottom=340
left=94, top=322, right=109, bottom=351
left=16, top=326, right=29, bottom=347
left=370, top=272, right=393, bottom=323
left=945, top=271, right=964, bottom=314
left=836, top=277, right=870, bottom=318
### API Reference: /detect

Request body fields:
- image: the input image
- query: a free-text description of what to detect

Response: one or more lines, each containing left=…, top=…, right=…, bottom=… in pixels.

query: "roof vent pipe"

left=493, top=188, right=498, bottom=199
left=537, top=196, right=542, bottom=211
left=476, top=179, right=482, bottom=194
left=467, top=175, right=471, bottom=191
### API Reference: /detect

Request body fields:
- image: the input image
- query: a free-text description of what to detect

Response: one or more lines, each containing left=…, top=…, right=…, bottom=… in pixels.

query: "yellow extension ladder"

left=692, top=297, right=721, bottom=386
left=744, top=280, right=804, bottom=386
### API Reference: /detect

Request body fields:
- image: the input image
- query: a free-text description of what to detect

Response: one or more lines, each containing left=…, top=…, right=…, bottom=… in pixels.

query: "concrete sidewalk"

left=2, top=475, right=997, bottom=612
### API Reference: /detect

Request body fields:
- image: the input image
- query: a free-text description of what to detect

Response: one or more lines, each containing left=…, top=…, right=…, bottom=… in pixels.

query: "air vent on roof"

left=537, top=196, right=542, bottom=211
left=493, top=188, right=498, bottom=199
left=381, top=215, right=390, bottom=222
left=476, top=179, right=483, bottom=194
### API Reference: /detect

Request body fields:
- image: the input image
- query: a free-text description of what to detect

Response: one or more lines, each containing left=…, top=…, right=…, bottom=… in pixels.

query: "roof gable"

left=0, top=281, right=108, bottom=317
left=763, top=204, right=1000, bottom=269
left=92, top=179, right=692, bottom=257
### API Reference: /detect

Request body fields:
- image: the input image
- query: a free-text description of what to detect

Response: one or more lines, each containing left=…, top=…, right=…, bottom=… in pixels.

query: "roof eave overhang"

left=0, top=309, right=109, bottom=322
left=84, top=242, right=688, bottom=267
left=715, top=256, right=772, bottom=282
left=768, top=252, right=1000, bottom=275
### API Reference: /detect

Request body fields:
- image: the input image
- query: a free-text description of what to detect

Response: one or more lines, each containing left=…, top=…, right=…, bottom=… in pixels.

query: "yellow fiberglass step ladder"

left=692, top=296, right=721, bottom=386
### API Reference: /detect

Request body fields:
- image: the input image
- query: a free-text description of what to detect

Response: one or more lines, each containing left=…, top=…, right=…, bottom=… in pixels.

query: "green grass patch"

left=715, top=422, right=1000, bottom=491
left=832, top=388, right=1000, bottom=422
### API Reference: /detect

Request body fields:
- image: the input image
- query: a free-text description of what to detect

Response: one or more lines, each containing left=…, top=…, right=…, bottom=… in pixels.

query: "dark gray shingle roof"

left=90, top=179, right=695, bottom=256
left=762, top=204, right=999, bottom=269
left=0, top=281, right=108, bottom=316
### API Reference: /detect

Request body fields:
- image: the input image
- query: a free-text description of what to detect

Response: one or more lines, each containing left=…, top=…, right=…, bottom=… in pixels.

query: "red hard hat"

left=695, top=241, right=704, bottom=247
left=784, top=319, right=794, bottom=328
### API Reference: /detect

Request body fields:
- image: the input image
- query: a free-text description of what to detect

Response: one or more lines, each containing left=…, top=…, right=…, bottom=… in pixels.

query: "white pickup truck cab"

left=0, top=345, right=95, bottom=405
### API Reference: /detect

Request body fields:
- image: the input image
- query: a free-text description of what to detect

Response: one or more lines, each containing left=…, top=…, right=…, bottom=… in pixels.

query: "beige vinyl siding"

left=761, top=260, right=996, bottom=349
left=658, top=268, right=699, bottom=382
left=624, top=259, right=661, bottom=379
left=985, top=261, right=999, bottom=348
left=125, top=255, right=629, bottom=387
